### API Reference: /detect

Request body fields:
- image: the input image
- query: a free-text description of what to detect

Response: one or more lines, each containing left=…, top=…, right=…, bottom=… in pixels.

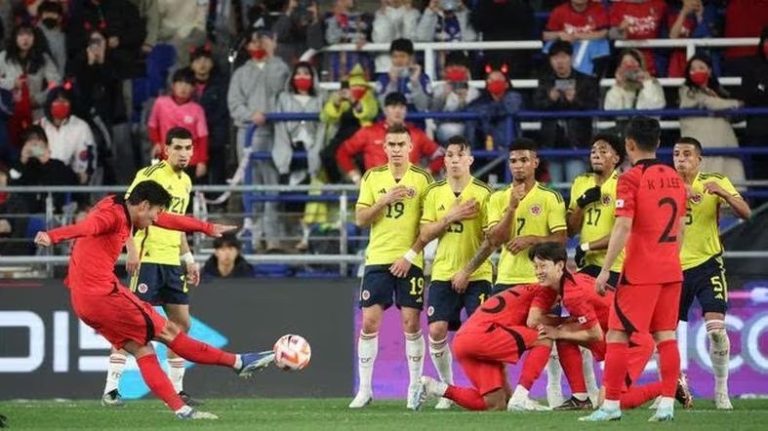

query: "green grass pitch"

left=1, top=398, right=767, bottom=430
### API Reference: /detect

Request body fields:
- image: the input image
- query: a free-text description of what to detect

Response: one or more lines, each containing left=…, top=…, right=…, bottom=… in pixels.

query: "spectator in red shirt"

left=723, top=0, right=768, bottom=76
left=335, top=92, right=443, bottom=184
left=609, top=0, right=667, bottom=76
left=148, top=68, right=209, bottom=182
left=666, top=0, right=718, bottom=78
left=544, top=0, right=609, bottom=42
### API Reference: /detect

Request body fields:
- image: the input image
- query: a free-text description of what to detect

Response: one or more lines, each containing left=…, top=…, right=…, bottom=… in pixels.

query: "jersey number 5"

left=658, top=197, right=679, bottom=243
left=386, top=202, right=405, bottom=219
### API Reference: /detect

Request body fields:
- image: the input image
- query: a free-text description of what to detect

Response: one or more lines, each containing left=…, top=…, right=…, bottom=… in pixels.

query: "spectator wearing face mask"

left=679, top=54, right=745, bottom=184
left=371, top=0, right=420, bottom=74
left=376, top=38, right=431, bottom=118
left=38, top=85, right=96, bottom=184
left=416, top=0, right=476, bottom=43
left=431, top=51, right=479, bottom=144
left=148, top=68, right=209, bottom=182
left=36, top=1, right=66, bottom=77
left=464, top=63, right=523, bottom=150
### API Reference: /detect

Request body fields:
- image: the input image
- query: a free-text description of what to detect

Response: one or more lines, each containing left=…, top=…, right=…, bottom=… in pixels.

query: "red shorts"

left=71, top=284, right=167, bottom=349
left=608, top=282, right=682, bottom=334
left=452, top=325, right=537, bottom=395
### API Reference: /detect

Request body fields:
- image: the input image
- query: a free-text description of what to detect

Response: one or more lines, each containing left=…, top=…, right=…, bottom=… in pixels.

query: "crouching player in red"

left=413, top=244, right=566, bottom=411
left=535, top=242, right=689, bottom=411
left=34, top=180, right=275, bottom=420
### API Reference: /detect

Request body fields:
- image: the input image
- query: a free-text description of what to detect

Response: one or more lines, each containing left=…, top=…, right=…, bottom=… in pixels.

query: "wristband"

left=181, top=252, right=195, bottom=265
left=580, top=243, right=590, bottom=252
left=403, top=249, right=418, bottom=264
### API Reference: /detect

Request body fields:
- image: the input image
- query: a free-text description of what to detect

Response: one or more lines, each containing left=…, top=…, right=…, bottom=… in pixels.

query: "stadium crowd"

left=0, top=0, right=767, bottom=262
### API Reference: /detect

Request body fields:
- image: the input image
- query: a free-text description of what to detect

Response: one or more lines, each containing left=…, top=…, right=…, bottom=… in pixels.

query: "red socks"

left=557, top=342, right=586, bottom=394
left=518, top=345, right=552, bottom=390
left=445, top=385, right=487, bottom=411
left=656, top=339, right=681, bottom=397
left=621, top=382, right=663, bottom=409
left=137, top=354, right=185, bottom=411
left=168, top=332, right=236, bottom=368
left=603, top=342, right=629, bottom=401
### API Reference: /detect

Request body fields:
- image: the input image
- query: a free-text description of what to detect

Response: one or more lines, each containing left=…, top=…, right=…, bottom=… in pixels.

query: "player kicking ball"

left=103, top=127, right=205, bottom=407
left=35, top=181, right=275, bottom=420
left=413, top=244, right=568, bottom=412
left=580, top=117, right=687, bottom=423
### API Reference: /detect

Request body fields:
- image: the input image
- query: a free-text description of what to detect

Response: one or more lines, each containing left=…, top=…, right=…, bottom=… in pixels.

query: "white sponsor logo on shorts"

left=427, top=306, right=434, bottom=316
left=137, top=283, right=148, bottom=294
left=361, top=290, right=371, bottom=301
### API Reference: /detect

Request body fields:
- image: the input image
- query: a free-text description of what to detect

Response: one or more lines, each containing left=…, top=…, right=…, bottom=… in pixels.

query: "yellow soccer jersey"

left=681, top=172, right=740, bottom=270
left=357, top=164, right=433, bottom=267
left=126, top=162, right=192, bottom=266
left=488, top=182, right=566, bottom=284
left=421, top=178, right=493, bottom=282
left=568, top=171, right=624, bottom=272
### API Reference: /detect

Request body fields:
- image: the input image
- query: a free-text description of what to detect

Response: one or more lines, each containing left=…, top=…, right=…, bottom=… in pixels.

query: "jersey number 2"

left=657, top=197, right=679, bottom=243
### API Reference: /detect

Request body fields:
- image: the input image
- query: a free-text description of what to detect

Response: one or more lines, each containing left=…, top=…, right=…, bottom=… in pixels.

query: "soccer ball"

left=273, top=334, right=311, bottom=371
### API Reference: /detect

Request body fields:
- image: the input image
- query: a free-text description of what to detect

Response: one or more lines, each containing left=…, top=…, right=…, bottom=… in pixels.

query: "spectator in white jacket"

left=416, top=0, right=476, bottom=43
left=371, top=0, right=420, bottom=74
left=679, top=54, right=745, bottom=184
left=604, top=49, right=665, bottom=110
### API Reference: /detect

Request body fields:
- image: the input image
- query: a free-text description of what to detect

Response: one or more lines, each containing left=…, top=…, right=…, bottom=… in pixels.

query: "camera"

left=452, top=81, right=468, bottom=91
left=554, top=79, right=575, bottom=92
left=623, top=69, right=641, bottom=82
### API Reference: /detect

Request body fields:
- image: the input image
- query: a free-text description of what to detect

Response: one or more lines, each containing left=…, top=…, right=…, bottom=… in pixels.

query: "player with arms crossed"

left=350, top=123, right=434, bottom=409
left=102, top=127, right=203, bottom=407
left=454, top=137, right=568, bottom=408
left=559, top=134, right=626, bottom=409
left=673, top=137, right=751, bottom=409
left=581, top=117, right=687, bottom=422
left=34, top=181, right=275, bottom=420
left=417, top=136, right=493, bottom=409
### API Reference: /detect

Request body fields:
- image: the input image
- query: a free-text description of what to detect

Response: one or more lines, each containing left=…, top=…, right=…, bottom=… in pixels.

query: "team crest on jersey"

left=690, top=193, right=703, bottom=204
left=427, top=306, right=434, bottom=316
left=361, top=290, right=371, bottom=301
left=601, top=194, right=612, bottom=206
left=137, top=283, right=149, bottom=294
left=406, top=187, right=416, bottom=198
left=529, top=204, right=542, bottom=216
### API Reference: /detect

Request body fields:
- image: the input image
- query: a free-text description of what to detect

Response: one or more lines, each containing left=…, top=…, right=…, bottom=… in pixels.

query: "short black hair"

left=591, top=133, right=625, bottom=166
left=445, top=135, right=471, bottom=153
left=166, top=127, right=193, bottom=146
left=38, top=0, right=64, bottom=16
left=624, top=116, right=661, bottom=152
left=386, top=123, right=410, bottom=136
left=445, top=51, right=470, bottom=69
left=172, top=68, right=196, bottom=85
left=548, top=39, right=573, bottom=57
left=384, top=91, right=408, bottom=107
left=510, top=137, right=538, bottom=153
left=214, top=233, right=242, bottom=250
left=20, top=125, right=48, bottom=146
left=127, top=180, right=172, bottom=208
left=675, top=136, right=703, bottom=154
left=528, top=241, right=568, bottom=264
left=390, top=38, right=414, bottom=55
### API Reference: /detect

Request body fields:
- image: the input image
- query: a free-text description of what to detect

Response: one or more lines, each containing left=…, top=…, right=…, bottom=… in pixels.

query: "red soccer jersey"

left=335, top=121, right=443, bottom=175
left=460, top=284, right=558, bottom=333
left=615, top=159, right=687, bottom=285
left=47, top=195, right=215, bottom=294
left=563, top=272, right=611, bottom=330
left=609, top=0, right=666, bottom=40
left=546, top=2, right=609, bottom=34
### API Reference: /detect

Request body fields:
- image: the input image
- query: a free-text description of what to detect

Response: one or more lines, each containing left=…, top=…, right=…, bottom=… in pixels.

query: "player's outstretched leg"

left=508, top=344, right=553, bottom=412
left=706, top=318, right=732, bottom=409
left=101, top=348, right=127, bottom=407
left=414, top=376, right=491, bottom=411
left=165, top=303, right=203, bottom=406
left=553, top=342, right=592, bottom=410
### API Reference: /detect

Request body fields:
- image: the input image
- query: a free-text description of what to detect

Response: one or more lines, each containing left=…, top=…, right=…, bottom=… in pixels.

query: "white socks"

left=104, top=352, right=127, bottom=394
left=658, top=396, right=675, bottom=410
left=546, top=347, right=564, bottom=407
left=168, top=358, right=186, bottom=393
left=405, top=331, right=425, bottom=388
left=429, top=336, right=453, bottom=385
left=581, top=347, right=599, bottom=403
left=357, top=331, right=378, bottom=394
left=707, top=320, right=730, bottom=394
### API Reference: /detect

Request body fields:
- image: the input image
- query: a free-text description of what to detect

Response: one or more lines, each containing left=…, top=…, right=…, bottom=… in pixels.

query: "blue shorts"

left=427, top=280, right=492, bottom=331
left=679, top=256, right=728, bottom=321
left=130, top=263, right=189, bottom=305
left=359, top=264, right=425, bottom=310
